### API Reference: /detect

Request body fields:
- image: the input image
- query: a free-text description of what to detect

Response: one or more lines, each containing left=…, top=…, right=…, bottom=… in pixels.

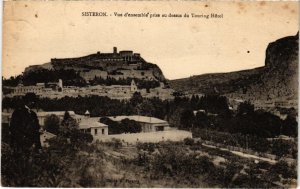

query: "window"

left=94, top=129, right=98, bottom=135
left=102, top=129, right=105, bottom=135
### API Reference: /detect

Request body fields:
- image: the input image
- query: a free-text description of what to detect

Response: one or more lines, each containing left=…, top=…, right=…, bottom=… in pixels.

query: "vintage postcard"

left=1, top=1, right=299, bottom=188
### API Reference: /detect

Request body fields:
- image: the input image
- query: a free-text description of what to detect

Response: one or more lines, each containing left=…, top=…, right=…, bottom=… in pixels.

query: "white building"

left=109, top=115, right=170, bottom=132
left=79, top=117, right=108, bottom=140
left=13, top=84, right=45, bottom=95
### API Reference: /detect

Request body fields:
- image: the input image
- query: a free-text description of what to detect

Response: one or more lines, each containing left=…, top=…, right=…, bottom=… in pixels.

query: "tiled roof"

left=109, top=115, right=168, bottom=124
left=79, top=117, right=108, bottom=129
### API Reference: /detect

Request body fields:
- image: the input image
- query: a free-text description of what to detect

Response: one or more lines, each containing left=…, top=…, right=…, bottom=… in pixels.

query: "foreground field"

left=1, top=136, right=297, bottom=188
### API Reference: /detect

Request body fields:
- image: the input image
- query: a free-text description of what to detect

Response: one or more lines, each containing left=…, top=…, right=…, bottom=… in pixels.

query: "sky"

left=2, top=1, right=299, bottom=80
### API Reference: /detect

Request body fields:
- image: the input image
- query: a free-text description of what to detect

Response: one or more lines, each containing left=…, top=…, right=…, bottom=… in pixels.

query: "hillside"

left=21, top=47, right=166, bottom=85
left=169, top=33, right=299, bottom=103
left=169, top=67, right=265, bottom=95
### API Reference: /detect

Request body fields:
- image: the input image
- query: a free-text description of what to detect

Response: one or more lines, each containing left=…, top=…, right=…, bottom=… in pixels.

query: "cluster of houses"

left=6, top=79, right=138, bottom=98
left=2, top=110, right=170, bottom=145
left=4, top=78, right=174, bottom=100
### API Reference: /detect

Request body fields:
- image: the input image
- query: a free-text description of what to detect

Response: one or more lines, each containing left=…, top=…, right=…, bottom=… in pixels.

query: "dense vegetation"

left=192, top=129, right=297, bottom=158
left=135, top=141, right=296, bottom=188
left=2, top=92, right=168, bottom=118
left=100, top=117, right=142, bottom=134
left=2, top=93, right=297, bottom=161
left=2, top=94, right=297, bottom=139
left=3, top=134, right=296, bottom=187
left=1, top=93, right=297, bottom=187
left=178, top=95, right=297, bottom=138
left=44, top=114, right=60, bottom=134
left=1, top=111, right=94, bottom=187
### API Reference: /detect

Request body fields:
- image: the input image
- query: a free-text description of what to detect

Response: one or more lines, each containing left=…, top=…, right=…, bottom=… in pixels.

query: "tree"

left=100, top=117, right=142, bottom=134
left=271, top=160, right=296, bottom=179
left=60, top=111, right=79, bottom=137
left=60, top=111, right=93, bottom=145
left=70, top=131, right=93, bottom=144
left=100, top=117, right=122, bottom=134
left=120, top=118, right=142, bottom=133
left=198, top=95, right=230, bottom=114
left=190, top=95, right=199, bottom=110
left=193, top=111, right=210, bottom=129
left=136, top=100, right=155, bottom=116
left=282, top=115, right=298, bottom=137
left=168, top=107, right=184, bottom=128
left=271, top=140, right=291, bottom=158
left=44, top=114, right=60, bottom=134
left=180, top=110, right=195, bottom=129
left=130, top=92, right=143, bottom=106
left=237, top=101, right=254, bottom=116
left=63, top=111, right=71, bottom=121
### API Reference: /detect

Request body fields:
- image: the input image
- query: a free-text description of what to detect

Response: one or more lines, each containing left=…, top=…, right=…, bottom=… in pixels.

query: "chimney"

left=113, top=47, right=117, bottom=54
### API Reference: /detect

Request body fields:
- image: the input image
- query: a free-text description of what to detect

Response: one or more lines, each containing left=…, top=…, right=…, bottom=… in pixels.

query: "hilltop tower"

left=84, top=110, right=90, bottom=117
left=130, top=79, right=137, bottom=92
left=58, top=79, right=63, bottom=92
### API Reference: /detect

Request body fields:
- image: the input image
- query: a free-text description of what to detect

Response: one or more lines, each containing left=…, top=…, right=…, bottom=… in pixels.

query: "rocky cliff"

left=245, top=33, right=298, bottom=101
left=169, top=33, right=299, bottom=103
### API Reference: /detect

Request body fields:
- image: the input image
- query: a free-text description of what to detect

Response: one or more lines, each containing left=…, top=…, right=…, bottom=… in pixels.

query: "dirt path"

left=202, top=143, right=277, bottom=164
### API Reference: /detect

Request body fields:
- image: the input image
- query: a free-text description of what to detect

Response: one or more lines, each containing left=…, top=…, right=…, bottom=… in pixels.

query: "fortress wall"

left=80, top=70, right=108, bottom=80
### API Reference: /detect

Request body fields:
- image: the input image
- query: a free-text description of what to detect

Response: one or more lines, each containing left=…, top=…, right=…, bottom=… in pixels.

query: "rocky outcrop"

left=249, top=32, right=298, bottom=101
left=169, top=32, right=299, bottom=103
left=265, top=32, right=298, bottom=70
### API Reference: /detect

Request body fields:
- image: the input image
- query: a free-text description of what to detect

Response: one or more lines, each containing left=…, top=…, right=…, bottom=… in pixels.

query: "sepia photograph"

left=1, top=1, right=299, bottom=188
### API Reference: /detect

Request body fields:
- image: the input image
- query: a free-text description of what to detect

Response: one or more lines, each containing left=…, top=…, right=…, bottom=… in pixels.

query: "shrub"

left=44, top=114, right=60, bottom=134
left=137, top=142, right=156, bottom=153
left=183, top=137, right=194, bottom=145
left=271, top=160, right=296, bottom=179
left=105, top=138, right=122, bottom=149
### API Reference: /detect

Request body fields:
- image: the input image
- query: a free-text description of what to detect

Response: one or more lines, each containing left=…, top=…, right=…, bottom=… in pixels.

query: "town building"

left=12, top=79, right=63, bottom=96
left=78, top=110, right=108, bottom=139
left=13, top=83, right=45, bottom=95
left=79, top=117, right=108, bottom=139
left=7, top=78, right=146, bottom=100
left=108, top=115, right=170, bottom=132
